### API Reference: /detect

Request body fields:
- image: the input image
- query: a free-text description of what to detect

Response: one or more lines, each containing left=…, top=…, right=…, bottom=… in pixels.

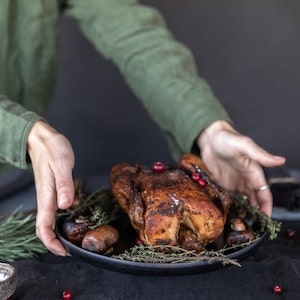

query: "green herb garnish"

left=114, top=244, right=242, bottom=266
left=231, top=194, right=281, bottom=240
left=0, top=208, right=47, bottom=262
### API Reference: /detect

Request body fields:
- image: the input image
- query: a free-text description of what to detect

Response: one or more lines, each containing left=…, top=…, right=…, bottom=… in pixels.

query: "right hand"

left=197, top=121, right=286, bottom=217
left=27, top=121, right=75, bottom=255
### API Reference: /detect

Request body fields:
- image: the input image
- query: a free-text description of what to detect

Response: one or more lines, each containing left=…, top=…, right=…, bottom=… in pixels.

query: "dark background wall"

left=46, top=0, right=300, bottom=179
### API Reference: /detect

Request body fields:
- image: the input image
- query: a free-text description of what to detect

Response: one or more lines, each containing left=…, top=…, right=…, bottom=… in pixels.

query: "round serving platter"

left=55, top=217, right=267, bottom=276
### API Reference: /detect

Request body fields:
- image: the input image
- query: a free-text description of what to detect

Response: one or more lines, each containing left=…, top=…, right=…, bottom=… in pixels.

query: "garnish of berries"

left=191, top=172, right=200, bottom=181
left=191, top=172, right=206, bottom=187
left=285, top=228, right=296, bottom=238
left=62, top=290, right=73, bottom=300
left=198, top=178, right=206, bottom=187
left=152, top=162, right=165, bottom=174
left=272, top=285, right=282, bottom=294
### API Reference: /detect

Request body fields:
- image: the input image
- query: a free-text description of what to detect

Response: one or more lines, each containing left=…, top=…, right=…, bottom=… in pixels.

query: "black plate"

left=55, top=217, right=267, bottom=276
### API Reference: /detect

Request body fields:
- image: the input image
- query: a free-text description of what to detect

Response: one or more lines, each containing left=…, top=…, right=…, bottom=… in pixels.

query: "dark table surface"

left=2, top=173, right=300, bottom=300
left=6, top=220, right=299, bottom=300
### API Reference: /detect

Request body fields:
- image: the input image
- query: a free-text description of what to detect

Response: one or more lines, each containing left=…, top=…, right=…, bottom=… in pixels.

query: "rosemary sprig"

left=0, top=208, right=47, bottom=262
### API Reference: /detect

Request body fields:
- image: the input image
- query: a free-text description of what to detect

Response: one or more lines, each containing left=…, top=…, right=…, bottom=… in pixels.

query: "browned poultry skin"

left=110, top=153, right=232, bottom=252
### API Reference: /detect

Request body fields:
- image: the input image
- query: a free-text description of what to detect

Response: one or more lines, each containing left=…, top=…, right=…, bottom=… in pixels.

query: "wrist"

left=27, top=121, right=57, bottom=154
left=197, top=120, right=234, bottom=150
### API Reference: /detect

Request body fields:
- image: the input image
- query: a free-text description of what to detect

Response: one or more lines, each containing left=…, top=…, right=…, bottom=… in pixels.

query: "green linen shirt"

left=0, top=0, right=231, bottom=175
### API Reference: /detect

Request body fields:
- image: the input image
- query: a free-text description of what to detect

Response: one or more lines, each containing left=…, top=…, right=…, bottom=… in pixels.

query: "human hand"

left=27, top=121, right=75, bottom=255
left=197, top=121, right=286, bottom=217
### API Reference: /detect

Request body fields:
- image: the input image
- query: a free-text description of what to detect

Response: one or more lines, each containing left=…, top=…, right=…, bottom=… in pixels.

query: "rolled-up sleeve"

left=0, top=97, right=42, bottom=169
left=64, top=0, right=231, bottom=159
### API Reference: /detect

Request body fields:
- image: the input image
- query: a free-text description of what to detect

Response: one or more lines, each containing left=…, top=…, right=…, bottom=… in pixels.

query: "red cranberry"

left=191, top=172, right=200, bottom=181
left=62, top=290, right=73, bottom=300
left=285, top=228, right=296, bottom=238
left=152, top=162, right=165, bottom=174
left=135, top=237, right=144, bottom=246
left=272, top=285, right=282, bottom=294
left=198, top=178, right=206, bottom=187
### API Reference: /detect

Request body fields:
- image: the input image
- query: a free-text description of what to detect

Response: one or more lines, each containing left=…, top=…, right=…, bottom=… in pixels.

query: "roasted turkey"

left=110, top=153, right=232, bottom=252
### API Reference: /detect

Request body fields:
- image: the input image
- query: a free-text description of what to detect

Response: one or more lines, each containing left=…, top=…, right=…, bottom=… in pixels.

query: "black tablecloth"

left=9, top=220, right=300, bottom=300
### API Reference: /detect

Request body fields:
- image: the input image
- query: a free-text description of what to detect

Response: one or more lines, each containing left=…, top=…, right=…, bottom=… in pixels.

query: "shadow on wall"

left=47, top=0, right=300, bottom=178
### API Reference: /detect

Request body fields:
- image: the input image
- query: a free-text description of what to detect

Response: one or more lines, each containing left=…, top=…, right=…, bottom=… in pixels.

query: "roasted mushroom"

left=63, top=218, right=95, bottom=245
left=228, top=206, right=256, bottom=228
left=225, top=218, right=255, bottom=246
left=81, top=225, right=120, bottom=254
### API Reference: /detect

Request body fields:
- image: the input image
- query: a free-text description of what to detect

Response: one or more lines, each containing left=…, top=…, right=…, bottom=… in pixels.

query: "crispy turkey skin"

left=110, top=153, right=232, bottom=252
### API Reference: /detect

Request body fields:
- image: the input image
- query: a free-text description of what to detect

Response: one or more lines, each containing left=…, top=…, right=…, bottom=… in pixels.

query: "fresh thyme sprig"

left=0, top=208, right=47, bottom=262
left=231, top=194, right=281, bottom=240
left=90, top=207, right=110, bottom=226
left=57, top=187, right=122, bottom=227
left=114, top=245, right=241, bottom=267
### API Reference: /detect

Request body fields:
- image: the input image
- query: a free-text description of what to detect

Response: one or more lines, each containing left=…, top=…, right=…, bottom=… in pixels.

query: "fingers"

left=28, top=121, right=75, bottom=255
left=246, top=185, right=273, bottom=217
left=255, top=188, right=273, bottom=217
left=56, top=176, right=75, bottom=210
left=34, top=166, right=74, bottom=256
left=35, top=167, right=74, bottom=255
left=236, top=136, right=286, bottom=168
left=236, top=140, right=284, bottom=216
left=237, top=159, right=273, bottom=216
left=197, top=122, right=282, bottom=217
left=34, top=176, right=66, bottom=255
left=35, top=204, right=68, bottom=256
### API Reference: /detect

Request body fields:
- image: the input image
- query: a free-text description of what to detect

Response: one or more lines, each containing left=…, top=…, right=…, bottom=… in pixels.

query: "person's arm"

left=64, top=0, right=231, bottom=159
left=0, top=1, right=75, bottom=255
left=0, top=96, right=41, bottom=169
left=0, top=96, right=75, bottom=255
left=65, top=0, right=285, bottom=217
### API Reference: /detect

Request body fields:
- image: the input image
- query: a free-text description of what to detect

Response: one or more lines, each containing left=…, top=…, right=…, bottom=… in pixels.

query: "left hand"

left=197, top=121, right=286, bottom=216
left=27, top=121, right=75, bottom=255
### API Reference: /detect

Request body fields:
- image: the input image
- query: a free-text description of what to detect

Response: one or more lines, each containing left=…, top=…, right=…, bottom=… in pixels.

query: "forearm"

left=65, top=0, right=231, bottom=159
